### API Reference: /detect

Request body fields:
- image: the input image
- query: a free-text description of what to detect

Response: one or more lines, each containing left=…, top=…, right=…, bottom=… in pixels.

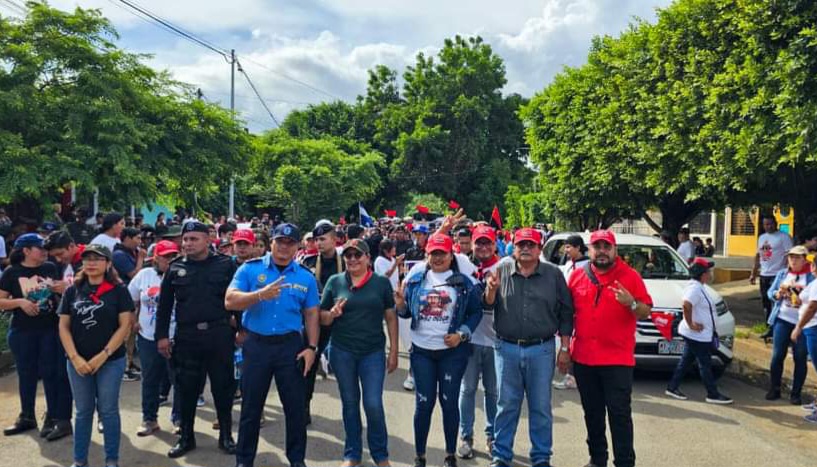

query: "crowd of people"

left=0, top=206, right=816, bottom=467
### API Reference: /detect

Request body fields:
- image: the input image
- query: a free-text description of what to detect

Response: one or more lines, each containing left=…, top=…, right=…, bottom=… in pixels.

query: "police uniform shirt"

left=230, top=253, right=320, bottom=336
left=155, top=252, right=237, bottom=340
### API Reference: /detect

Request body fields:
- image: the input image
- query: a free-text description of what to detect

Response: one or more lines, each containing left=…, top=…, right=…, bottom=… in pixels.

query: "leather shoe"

left=4, top=416, right=37, bottom=436
left=39, top=413, right=54, bottom=438
left=219, top=432, right=237, bottom=454
left=168, top=437, right=196, bottom=458
left=45, top=420, right=72, bottom=441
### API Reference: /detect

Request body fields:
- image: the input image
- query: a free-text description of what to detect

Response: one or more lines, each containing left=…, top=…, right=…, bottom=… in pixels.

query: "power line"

left=0, top=0, right=28, bottom=16
left=236, top=59, right=280, bottom=127
left=113, top=0, right=230, bottom=60
left=236, top=54, right=341, bottom=101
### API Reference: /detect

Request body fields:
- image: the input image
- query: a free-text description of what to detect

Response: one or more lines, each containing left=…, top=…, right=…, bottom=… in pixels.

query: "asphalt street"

left=0, top=352, right=815, bottom=467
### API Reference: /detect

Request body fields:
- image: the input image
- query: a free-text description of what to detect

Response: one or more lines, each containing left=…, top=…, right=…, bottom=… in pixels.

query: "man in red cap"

left=567, top=229, right=653, bottom=467
left=232, top=229, right=256, bottom=266
left=456, top=225, right=501, bottom=459
left=483, top=227, right=574, bottom=467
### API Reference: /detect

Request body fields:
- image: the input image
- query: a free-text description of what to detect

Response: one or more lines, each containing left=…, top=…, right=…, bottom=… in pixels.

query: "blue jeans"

left=802, top=327, right=817, bottom=373
left=237, top=332, right=307, bottom=467
left=492, top=339, right=555, bottom=466
left=410, top=344, right=470, bottom=456
left=7, top=326, right=71, bottom=420
left=137, top=334, right=168, bottom=422
left=770, top=319, right=807, bottom=396
left=329, top=345, right=389, bottom=464
left=458, top=343, right=497, bottom=440
left=667, top=337, right=721, bottom=398
left=67, top=356, right=126, bottom=465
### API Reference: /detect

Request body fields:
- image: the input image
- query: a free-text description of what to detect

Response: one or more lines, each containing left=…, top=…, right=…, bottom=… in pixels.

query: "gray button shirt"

left=487, top=257, right=574, bottom=341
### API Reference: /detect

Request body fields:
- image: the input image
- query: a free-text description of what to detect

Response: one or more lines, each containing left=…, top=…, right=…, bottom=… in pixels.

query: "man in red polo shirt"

left=568, top=230, right=652, bottom=467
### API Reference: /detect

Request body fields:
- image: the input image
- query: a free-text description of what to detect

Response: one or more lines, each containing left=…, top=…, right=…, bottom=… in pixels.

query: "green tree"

left=249, top=131, right=384, bottom=227
left=0, top=3, right=251, bottom=213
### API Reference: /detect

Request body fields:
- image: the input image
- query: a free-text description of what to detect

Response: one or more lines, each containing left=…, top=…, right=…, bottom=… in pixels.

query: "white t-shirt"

left=777, top=272, right=809, bottom=324
left=90, top=233, right=120, bottom=251
left=411, top=270, right=457, bottom=351
left=560, top=258, right=589, bottom=280
left=677, top=240, right=695, bottom=262
left=758, top=231, right=793, bottom=277
left=406, top=253, right=478, bottom=279
left=128, top=267, right=175, bottom=340
left=62, top=264, right=75, bottom=284
left=679, top=280, right=717, bottom=342
left=374, top=256, right=399, bottom=290
left=798, top=281, right=817, bottom=329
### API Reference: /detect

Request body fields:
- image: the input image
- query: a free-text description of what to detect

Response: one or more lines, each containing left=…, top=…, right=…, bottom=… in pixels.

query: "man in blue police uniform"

left=226, top=223, right=320, bottom=467
left=156, top=221, right=238, bottom=458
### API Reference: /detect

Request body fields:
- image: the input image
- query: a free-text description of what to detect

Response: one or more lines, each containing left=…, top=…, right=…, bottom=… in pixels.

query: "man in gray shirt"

left=484, top=228, right=573, bottom=467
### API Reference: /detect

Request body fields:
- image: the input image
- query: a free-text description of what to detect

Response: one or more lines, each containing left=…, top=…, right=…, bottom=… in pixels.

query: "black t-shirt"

left=58, top=282, right=134, bottom=360
left=0, top=262, right=60, bottom=330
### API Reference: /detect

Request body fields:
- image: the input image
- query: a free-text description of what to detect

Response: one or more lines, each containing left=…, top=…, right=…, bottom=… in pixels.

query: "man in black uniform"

left=156, top=221, right=238, bottom=458
left=298, top=221, right=344, bottom=424
left=405, top=224, right=429, bottom=261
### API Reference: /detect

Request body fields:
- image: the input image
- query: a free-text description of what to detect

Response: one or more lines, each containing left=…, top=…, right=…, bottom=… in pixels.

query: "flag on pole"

left=448, top=200, right=460, bottom=210
left=490, top=205, right=503, bottom=230
left=384, top=209, right=397, bottom=217
left=416, top=204, right=430, bottom=215
left=359, top=203, right=374, bottom=227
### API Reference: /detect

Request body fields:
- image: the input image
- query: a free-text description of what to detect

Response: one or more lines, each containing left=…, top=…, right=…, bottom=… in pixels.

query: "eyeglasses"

left=343, top=251, right=363, bottom=260
left=516, top=241, right=538, bottom=250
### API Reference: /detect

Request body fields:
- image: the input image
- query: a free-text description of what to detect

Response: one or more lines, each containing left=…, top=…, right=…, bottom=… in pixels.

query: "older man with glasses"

left=484, top=228, right=574, bottom=467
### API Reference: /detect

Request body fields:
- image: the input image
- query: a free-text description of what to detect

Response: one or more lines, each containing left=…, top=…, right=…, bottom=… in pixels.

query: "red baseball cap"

left=151, top=240, right=179, bottom=259
left=514, top=228, right=542, bottom=245
left=473, top=225, right=497, bottom=243
left=232, top=229, right=256, bottom=245
left=425, top=234, right=454, bottom=254
left=590, top=230, right=617, bottom=246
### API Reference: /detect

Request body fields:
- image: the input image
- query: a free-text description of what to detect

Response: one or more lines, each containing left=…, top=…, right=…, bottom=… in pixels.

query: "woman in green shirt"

left=320, top=239, right=399, bottom=467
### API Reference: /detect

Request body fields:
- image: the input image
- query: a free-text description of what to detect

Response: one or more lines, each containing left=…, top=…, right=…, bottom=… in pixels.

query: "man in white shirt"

left=750, top=215, right=793, bottom=334
left=90, top=212, right=125, bottom=250
left=676, top=227, right=695, bottom=264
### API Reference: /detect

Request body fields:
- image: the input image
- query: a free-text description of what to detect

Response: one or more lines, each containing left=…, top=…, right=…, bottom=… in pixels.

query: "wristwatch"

left=458, top=331, right=470, bottom=343
left=629, top=300, right=638, bottom=312
left=560, top=345, right=569, bottom=353
left=306, top=344, right=318, bottom=352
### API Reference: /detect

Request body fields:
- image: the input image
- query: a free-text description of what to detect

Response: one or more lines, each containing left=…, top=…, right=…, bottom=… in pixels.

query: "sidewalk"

left=714, top=280, right=817, bottom=396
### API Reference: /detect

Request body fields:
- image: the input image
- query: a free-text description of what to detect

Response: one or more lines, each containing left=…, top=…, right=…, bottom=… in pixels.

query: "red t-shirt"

left=568, top=258, right=653, bottom=367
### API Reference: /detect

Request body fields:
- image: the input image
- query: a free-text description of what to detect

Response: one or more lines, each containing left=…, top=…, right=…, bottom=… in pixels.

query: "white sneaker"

left=553, top=374, right=577, bottom=390
left=403, top=375, right=415, bottom=391
left=197, top=395, right=206, bottom=407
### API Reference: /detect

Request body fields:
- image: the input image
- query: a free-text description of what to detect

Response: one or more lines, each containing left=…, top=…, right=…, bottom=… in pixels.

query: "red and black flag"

left=490, top=205, right=503, bottom=230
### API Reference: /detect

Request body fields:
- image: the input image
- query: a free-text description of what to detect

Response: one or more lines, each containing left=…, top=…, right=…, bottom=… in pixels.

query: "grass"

left=0, top=314, right=9, bottom=352
left=750, top=322, right=769, bottom=335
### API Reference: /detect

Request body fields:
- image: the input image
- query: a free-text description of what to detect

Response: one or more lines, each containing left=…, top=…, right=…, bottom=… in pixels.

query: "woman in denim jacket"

left=766, top=245, right=813, bottom=405
left=395, top=233, right=483, bottom=467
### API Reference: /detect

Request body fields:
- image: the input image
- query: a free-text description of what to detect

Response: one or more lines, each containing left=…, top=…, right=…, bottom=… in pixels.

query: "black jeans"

left=759, top=275, right=775, bottom=322
left=574, top=363, right=635, bottom=467
left=666, top=338, right=720, bottom=398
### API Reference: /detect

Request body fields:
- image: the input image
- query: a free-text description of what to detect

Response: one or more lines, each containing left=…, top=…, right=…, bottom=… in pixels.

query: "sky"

left=2, top=0, right=674, bottom=132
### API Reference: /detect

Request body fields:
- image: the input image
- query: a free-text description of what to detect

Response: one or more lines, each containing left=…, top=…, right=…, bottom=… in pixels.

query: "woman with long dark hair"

left=58, top=244, right=134, bottom=467
left=0, top=233, right=72, bottom=440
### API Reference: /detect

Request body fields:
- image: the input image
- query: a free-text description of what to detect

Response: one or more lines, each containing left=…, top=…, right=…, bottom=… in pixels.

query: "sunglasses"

left=516, top=241, right=538, bottom=250
left=343, top=251, right=364, bottom=260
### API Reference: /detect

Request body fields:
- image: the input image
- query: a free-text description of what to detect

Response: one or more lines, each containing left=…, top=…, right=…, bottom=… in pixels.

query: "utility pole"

left=229, top=49, right=236, bottom=219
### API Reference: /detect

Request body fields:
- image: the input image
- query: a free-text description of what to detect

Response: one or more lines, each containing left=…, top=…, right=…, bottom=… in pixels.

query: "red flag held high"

left=384, top=209, right=397, bottom=217
left=448, top=200, right=460, bottom=210
left=490, top=205, right=502, bottom=230
left=416, top=205, right=430, bottom=214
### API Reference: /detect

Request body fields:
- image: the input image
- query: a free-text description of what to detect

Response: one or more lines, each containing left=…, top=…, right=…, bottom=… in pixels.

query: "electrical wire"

left=236, top=58, right=280, bottom=127
left=0, top=0, right=28, bottom=16
left=236, top=54, right=341, bottom=101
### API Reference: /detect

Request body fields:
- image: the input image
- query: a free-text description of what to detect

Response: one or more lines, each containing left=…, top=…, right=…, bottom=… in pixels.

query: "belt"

left=247, top=330, right=300, bottom=344
left=177, top=318, right=229, bottom=331
left=498, top=336, right=552, bottom=347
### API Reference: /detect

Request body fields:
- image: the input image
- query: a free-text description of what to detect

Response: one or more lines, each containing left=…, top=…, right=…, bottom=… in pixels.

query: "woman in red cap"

left=128, top=240, right=181, bottom=436
left=395, top=233, right=483, bottom=467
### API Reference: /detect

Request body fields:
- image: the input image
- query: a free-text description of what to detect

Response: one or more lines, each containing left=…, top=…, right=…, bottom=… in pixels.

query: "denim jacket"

left=398, top=268, right=484, bottom=339
left=767, top=269, right=815, bottom=326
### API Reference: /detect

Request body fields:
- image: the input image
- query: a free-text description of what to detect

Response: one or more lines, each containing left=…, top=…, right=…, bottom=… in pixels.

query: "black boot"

left=168, top=433, right=196, bottom=458
left=4, top=415, right=37, bottom=436
left=39, top=413, right=54, bottom=438
left=218, top=429, right=236, bottom=454
left=46, top=420, right=73, bottom=441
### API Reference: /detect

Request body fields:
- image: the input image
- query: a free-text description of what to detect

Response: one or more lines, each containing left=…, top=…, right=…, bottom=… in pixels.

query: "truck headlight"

left=715, top=301, right=729, bottom=317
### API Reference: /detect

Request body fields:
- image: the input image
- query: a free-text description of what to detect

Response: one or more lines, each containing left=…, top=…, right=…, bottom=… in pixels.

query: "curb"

left=726, top=336, right=817, bottom=395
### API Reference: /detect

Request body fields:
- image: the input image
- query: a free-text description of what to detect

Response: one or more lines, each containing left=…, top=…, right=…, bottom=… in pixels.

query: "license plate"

left=658, top=339, right=686, bottom=355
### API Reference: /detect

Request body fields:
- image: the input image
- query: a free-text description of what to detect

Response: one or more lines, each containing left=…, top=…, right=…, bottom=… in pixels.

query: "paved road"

left=0, top=354, right=815, bottom=467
